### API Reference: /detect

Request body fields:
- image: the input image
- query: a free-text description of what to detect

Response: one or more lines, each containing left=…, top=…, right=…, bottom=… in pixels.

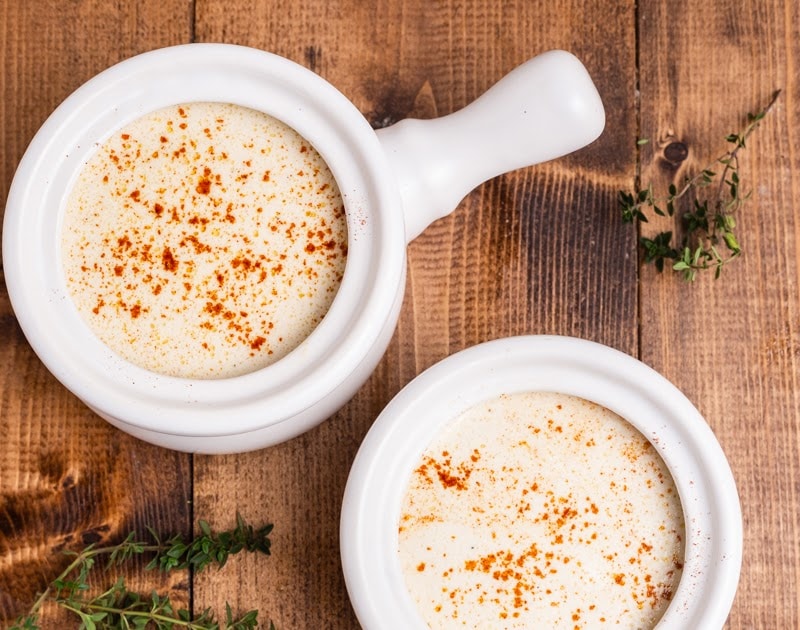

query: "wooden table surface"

left=1, top=0, right=798, bottom=628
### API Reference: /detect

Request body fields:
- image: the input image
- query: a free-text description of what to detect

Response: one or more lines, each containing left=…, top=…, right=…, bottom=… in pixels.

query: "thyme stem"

left=619, top=89, right=780, bottom=280
left=11, top=516, right=273, bottom=630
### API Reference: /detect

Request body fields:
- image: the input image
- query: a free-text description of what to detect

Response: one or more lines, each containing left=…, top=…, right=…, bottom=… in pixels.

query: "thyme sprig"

left=620, top=90, right=780, bottom=281
left=10, top=515, right=274, bottom=630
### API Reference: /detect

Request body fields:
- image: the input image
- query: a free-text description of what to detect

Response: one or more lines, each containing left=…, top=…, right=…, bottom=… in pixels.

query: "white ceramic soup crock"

left=3, top=45, right=604, bottom=453
left=341, top=335, right=742, bottom=629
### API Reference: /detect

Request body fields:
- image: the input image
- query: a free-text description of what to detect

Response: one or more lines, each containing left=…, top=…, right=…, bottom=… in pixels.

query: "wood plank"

left=9, top=1, right=795, bottom=627
left=0, top=0, right=193, bottom=624
left=192, top=0, right=637, bottom=627
left=637, top=0, right=800, bottom=627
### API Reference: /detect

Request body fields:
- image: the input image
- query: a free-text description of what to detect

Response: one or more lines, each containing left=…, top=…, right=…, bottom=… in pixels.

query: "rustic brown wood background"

left=1, top=0, right=797, bottom=628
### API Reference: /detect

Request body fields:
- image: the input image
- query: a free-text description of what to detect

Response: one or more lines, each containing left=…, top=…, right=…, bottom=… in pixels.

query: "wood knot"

left=304, top=45, right=322, bottom=73
left=663, top=141, right=689, bottom=164
left=81, top=523, right=111, bottom=546
left=61, top=474, right=77, bottom=490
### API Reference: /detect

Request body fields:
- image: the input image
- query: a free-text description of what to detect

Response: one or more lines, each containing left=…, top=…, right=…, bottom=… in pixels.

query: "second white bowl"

left=340, top=335, right=742, bottom=629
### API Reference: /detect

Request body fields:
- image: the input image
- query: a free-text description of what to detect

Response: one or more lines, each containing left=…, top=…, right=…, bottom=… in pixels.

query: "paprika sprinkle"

left=397, top=391, right=685, bottom=629
left=61, top=102, right=347, bottom=378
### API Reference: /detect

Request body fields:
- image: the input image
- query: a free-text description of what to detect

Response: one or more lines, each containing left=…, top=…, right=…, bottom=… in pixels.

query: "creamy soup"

left=398, top=391, right=684, bottom=629
left=61, top=102, right=347, bottom=379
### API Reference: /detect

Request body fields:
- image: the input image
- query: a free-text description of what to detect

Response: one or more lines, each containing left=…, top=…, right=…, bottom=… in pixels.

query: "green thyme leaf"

left=11, top=516, right=274, bottom=630
left=618, top=89, right=780, bottom=281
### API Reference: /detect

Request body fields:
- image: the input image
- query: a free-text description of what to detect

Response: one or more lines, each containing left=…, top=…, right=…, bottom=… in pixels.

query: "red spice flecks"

left=196, top=178, right=211, bottom=195
left=196, top=167, right=213, bottom=195
left=67, top=103, right=348, bottom=379
left=162, top=247, right=178, bottom=272
left=188, top=215, right=209, bottom=226
left=117, top=235, right=132, bottom=250
left=415, top=452, right=477, bottom=491
left=437, top=468, right=467, bottom=490
left=224, top=203, right=236, bottom=223
left=181, top=235, right=211, bottom=255
left=204, top=302, right=224, bottom=316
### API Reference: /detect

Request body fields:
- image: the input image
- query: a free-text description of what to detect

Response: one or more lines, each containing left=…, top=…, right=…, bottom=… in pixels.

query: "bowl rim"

left=340, top=334, right=742, bottom=629
left=2, top=43, right=407, bottom=437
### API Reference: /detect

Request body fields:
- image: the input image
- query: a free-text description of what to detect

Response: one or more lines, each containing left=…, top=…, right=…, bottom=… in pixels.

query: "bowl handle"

left=375, top=50, right=605, bottom=243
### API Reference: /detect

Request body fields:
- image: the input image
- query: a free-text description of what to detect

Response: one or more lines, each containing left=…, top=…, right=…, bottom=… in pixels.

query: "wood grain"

left=0, top=0, right=193, bottom=624
left=0, top=0, right=797, bottom=628
left=192, top=0, right=636, bottom=628
left=637, top=0, right=800, bottom=627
